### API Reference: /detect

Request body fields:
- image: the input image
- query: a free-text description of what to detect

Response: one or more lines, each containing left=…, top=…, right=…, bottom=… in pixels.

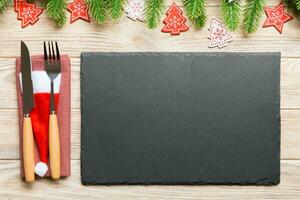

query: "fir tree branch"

left=145, top=0, right=165, bottom=28
left=46, top=0, right=67, bottom=27
left=183, top=0, right=206, bottom=29
left=107, top=0, right=125, bottom=20
left=284, top=0, right=295, bottom=7
left=87, top=0, right=107, bottom=24
left=221, top=0, right=241, bottom=31
left=284, top=0, right=300, bottom=16
left=283, top=0, right=300, bottom=19
left=0, top=0, right=9, bottom=13
left=284, top=0, right=300, bottom=11
left=294, top=0, right=300, bottom=10
left=242, top=0, right=265, bottom=34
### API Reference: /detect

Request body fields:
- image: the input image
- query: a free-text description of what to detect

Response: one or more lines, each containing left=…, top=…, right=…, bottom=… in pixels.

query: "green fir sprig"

left=144, top=0, right=165, bottom=28
left=293, top=0, right=300, bottom=10
left=87, top=0, right=107, bottom=24
left=242, top=0, right=265, bottom=34
left=284, top=0, right=300, bottom=17
left=46, top=0, right=67, bottom=27
left=221, top=0, right=241, bottom=31
left=183, top=0, right=207, bottom=29
left=284, top=0, right=296, bottom=8
left=0, top=0, right=9, bottom=13
left=107, top=0, right=126, bottom=20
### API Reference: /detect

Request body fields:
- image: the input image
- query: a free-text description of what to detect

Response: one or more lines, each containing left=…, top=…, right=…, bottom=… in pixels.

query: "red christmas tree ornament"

left=161, top=3, right=189, bottom=35
left=263, top=2, right=293, bottom=34
left=67, top=0, right=90, bottom=23
left=14, top=0, right=23, bottom=12
left=14, top=0, right=43, bottom=28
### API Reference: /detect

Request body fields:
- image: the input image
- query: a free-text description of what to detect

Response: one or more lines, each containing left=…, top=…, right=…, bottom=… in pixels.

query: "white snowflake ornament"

left=208, top=17, right=234, bottom=48
left=125, top=0, right=145, bottom=21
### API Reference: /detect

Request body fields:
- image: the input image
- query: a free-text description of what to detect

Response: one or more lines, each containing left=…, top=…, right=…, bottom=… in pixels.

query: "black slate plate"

left=80, top=52, right=280, bottom=185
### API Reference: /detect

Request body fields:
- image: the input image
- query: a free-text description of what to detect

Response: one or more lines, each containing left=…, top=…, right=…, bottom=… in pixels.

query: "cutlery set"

left=21, top=41, right=61, bottom=182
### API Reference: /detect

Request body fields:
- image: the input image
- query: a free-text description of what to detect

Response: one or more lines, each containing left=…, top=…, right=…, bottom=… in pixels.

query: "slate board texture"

left=80, top=52, right=280, bottom=185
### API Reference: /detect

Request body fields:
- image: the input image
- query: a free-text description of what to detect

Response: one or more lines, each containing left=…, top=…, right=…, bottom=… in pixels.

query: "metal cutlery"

left=44, top=41, right=61, bottom=180
left=21, top=41, right=35, bottom=183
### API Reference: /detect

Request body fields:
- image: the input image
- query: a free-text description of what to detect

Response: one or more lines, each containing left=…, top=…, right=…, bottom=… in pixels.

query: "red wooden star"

left=263, top=2, right=293, bottom=34
left=67, top=0, right=90, bottom=23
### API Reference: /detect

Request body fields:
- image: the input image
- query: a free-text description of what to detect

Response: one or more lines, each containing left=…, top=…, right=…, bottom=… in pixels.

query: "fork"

left=44, top=41, right=61, bottom=180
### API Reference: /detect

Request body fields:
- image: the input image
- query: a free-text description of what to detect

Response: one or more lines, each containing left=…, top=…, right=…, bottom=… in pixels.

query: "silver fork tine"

left=44, top=41, right=48, bottom=60
left=51, top=41, right=56, bottom=60
left=48, top=41, right=52, bottom=60
left=55, top=42, right=60, bottom=60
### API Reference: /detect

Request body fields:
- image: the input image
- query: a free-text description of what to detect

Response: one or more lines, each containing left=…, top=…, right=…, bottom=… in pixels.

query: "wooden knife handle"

left=23, top=116, right=35, bottom=183
left=49, top=113, right=61, bottom=180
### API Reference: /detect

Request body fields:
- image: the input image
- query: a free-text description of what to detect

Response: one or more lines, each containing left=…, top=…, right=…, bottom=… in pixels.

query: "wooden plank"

left=0, top=108, right=299, bottom=160
left=281, top=110, right=300, bottom=160
left=0, top=160, right=299, bottom=199
left=281, top=58, right=300, bottom=109
left=0, top=0, right=299, bottom=197
left=1, top=57, right=300, bottom=109
left=1, top=5, right=300, bottom=58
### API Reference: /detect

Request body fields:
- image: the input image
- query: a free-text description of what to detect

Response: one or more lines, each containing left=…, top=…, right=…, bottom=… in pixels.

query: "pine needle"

left=221, top=0, right=241, bottom=31
left=87, top=0, right=107, bottom=24
left=287, top=0, right=300, bottom=11
left=284, top=0, right=300, bottom=16
left=295, top=0, right=300, bottom=10
left=283, top=0, right=294, bottom=7
left=46, top=0, right=67, bottom=27
left=0, top=0, right=9, bottom=13
left=144, top=0, right=165, bottom=29
left=183, top=0, right=207, bottom=29
left=242, top=0, right=265, bottom=34
left=107, top=0, right=126, bottom=20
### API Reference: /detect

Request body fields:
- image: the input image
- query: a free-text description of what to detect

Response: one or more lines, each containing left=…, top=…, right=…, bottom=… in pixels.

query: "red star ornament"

left=14, top=0, right=43, bottom=28
left=161, top=3, right=189, bottom=35
left=67, top=0, right=90, bottom=23
left=263, top=2, right=293, bottom=34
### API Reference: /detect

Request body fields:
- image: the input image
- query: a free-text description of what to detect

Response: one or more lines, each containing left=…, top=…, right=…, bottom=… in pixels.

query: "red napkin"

left=16, top=55, right=71, bottom=178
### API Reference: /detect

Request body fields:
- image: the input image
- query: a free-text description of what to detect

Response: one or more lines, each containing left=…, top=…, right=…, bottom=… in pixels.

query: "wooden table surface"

left=1, top=0, right=300, bottom=199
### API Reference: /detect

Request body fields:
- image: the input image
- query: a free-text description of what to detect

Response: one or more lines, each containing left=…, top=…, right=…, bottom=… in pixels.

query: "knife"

left=21, top=41, right=35, bottom=182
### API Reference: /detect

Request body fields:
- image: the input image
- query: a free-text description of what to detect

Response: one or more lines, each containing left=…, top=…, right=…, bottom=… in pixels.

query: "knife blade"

left=21, top=41, right=34, bottom=114
left=21, top=41, right=35, bottom=183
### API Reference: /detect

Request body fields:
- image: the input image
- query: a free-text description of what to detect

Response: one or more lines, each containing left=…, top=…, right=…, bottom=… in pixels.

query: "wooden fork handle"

left=23, top=116, right=35, bottom=183
left=49, top=113, right=61, bottom=180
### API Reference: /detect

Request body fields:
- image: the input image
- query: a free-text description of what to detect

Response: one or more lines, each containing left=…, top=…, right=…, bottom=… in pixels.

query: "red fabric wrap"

left=16, top=55, right=71, bottom=177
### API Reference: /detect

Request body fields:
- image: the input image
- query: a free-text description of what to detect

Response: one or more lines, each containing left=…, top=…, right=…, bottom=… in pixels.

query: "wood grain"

left=0, top=160, right=299, bottom=200
left=0, top=0, right=300, bottom=198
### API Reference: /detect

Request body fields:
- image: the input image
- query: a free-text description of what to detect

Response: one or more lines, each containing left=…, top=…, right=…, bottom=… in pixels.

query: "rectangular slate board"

left=81, top=52, right=280, bottom=185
